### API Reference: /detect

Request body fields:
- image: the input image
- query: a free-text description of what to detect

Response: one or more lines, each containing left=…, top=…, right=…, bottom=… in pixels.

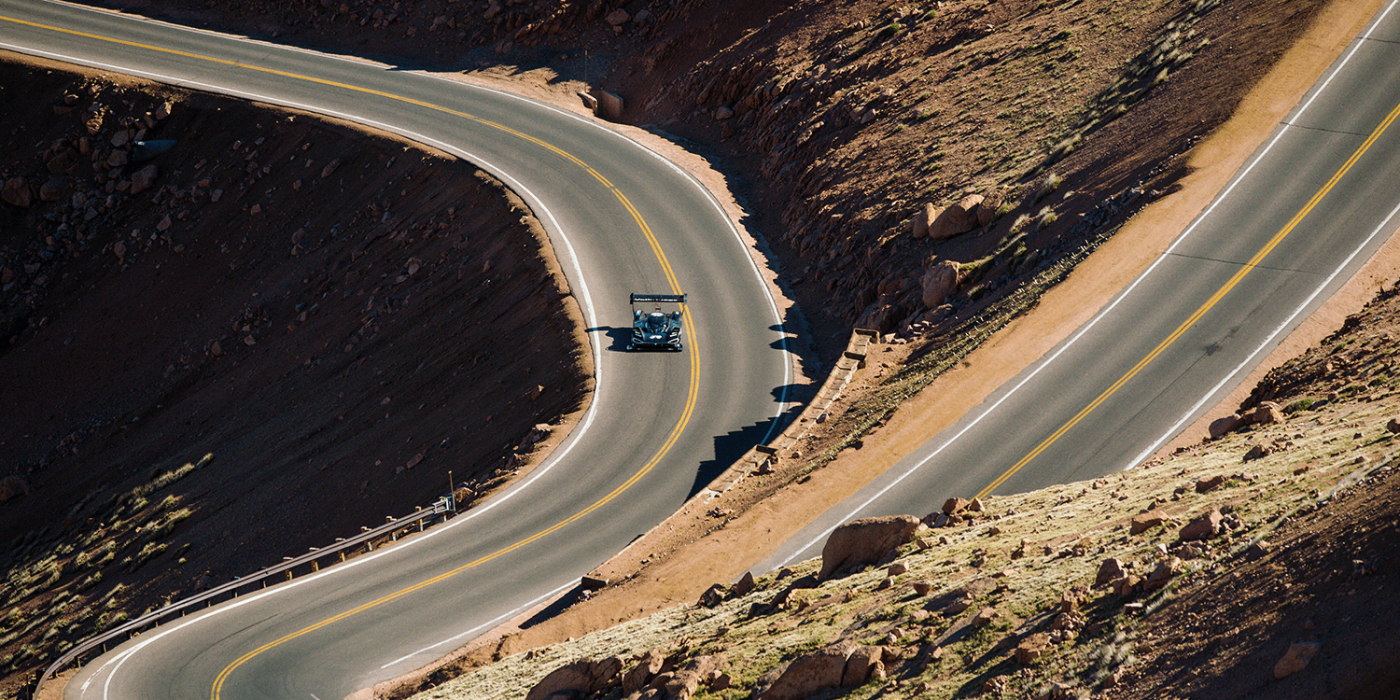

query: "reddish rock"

left=758, top=640, right=855, bottom=700
left=732, top=571, right=756, bottom=597
left=1143, top=557, right=1182, bottom=592
left=664, top=655, right=723, bottom=700
left=698, top=583, right=727, bottom=609
left=942, top=497, right=970, bottom=515
left=1130, top=509, right=1168, bottom=535
left=910, top=202, right=936, bottom=239
left=819, top=515, right=921, bottom=580
left=1095, top=558, right=1127, bottom=587
left=1209, top=413, right=1246, bottom=439
left=1178, top=508, right=1223, bottom=542
left=1273, top=641, right=1320, bottom=679
left=1112, top=574, right=1141, bottom=597
left=841, top=645, right=885, bottom=687
left=525, top=656, right=623, bottom=700
left=1015, top=633, right=1051, bottom=664
left=130, top=164, right=158, bottom=194
left=2, top=177, right=32, bottom=208
left=920, top=260, right=960, bottom=308
left=0, top=475, right=30, bottom=502
left=1243, top=444, right=1273, bottom=462
left=971, top=606, right=998, bottom=627
left=929, top=193, right=984, bottom=239
left=1195, top=475, right=1226, bottom=493
left=623, top=648, right=666, bottom=694
left=1245, top=401, right=1285, bottom=426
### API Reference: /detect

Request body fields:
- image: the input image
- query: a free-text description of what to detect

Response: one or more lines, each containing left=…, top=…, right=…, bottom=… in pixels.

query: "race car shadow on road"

left=587, top=326, right=633, bottom=352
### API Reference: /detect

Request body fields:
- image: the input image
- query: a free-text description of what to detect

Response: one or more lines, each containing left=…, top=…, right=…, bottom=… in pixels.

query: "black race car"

left=629, top=293, right=686, bottom=351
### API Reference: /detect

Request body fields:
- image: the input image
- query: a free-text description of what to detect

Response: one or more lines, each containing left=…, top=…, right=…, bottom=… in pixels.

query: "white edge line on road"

left=767, top=0, right=1398, bottom=570
left=0, top=43, right=610, bottom=700
left=1121, top=198, right=1400, bottom=470
left=377, top=579, right=577, bottom=671
left=3, top=9, right=786, bottom=692
left=411, top=70, right=795, bottom=433
left=32, top=0, right=792, bottom=426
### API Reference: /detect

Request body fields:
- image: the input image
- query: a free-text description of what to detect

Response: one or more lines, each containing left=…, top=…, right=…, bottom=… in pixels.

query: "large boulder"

left=819, top=515, right=921, bottom=580
left=910, top=202, right=937, bottom=239
left=662, top=655, right=723, bottom=700
left=525, top=656, right=623, bottom=700
left=920, top=260, right=961, bottom=309
left=1, top=178, right=31, bottom=208
left=1209, top=401, right=1285, bottom=439
left=757, top=641, right=887, bottom=700
left=622, top=648, right=667, bottom=694
left=1244, top=401, right=1285, bottom=426
left=840, top=645, right=886, bottom=687
left=929, top=193, right=984, bottom=239
left=977, top=193, right=1003, bottom=226
left=1274, top=641, right=1320, bottom=679
left=1208, top=414, right=1246, bottom=439
left=130, top=164, right=158, bottom=195
left=0, top=475, right=30, bottom=502
left=1129, top=509, right=1168, bottom=535
left=38, top=176, right=70, bottom=202
left=1178, top=507, right=1223, bottom=542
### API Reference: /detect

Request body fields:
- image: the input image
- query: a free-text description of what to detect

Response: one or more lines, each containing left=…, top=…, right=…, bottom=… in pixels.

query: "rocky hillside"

left=11, top=0, right=1391, bottom=697
left=0, top=57, right=589, bottom=695
left=404, top=283, right=1400, bottom=700
left=88, top=0, right=1332, bottom=357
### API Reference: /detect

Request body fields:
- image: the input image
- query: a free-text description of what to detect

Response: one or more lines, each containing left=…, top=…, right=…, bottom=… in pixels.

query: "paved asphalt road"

left=759, top=0, right=1400, bottom=571
left=0, top=2, right=792, bottom=699
left=9, top=0, right=1400, bottom=697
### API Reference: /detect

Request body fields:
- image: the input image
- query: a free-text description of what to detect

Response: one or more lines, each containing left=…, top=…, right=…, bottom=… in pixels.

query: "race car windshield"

left=645, top=312, right=668, bottom=332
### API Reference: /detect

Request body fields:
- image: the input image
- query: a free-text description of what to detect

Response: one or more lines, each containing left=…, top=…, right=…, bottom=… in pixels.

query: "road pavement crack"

left=1165, top=251, right=1325, bottom=275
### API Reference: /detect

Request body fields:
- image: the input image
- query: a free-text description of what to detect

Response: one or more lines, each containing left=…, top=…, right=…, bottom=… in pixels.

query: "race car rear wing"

left=630, top=293, right=687, bottom=304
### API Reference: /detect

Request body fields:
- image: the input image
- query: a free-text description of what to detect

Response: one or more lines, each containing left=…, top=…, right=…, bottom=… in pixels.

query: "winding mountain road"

left=761, top=0, right=1400, bottom=571
left=11, top=0, right=1400, bottom=697
left=0, top=1, right=792, bottom=699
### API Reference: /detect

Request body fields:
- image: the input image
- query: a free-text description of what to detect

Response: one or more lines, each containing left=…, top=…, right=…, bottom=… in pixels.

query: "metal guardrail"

left=34, top=496, right=454, bottom=694
left=39, top=331, right=877, bottom=694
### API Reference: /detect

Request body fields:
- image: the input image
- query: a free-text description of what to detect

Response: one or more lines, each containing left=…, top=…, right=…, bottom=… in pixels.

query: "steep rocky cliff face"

left=0, top=56, right=588, bottom=692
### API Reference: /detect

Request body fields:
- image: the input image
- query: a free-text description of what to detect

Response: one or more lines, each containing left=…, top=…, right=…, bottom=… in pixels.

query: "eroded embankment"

left=0, top=55, right=589, bottom=692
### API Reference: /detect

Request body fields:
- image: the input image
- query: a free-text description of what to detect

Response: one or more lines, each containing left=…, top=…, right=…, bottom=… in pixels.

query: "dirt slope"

left=0, top=56, right=588, bottom=694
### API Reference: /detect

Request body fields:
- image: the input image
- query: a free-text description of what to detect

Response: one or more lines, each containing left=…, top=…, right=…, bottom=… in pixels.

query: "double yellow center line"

left=974, top=98, right=1400, bottom=500
left=0, top=12, right=698, bottom=698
